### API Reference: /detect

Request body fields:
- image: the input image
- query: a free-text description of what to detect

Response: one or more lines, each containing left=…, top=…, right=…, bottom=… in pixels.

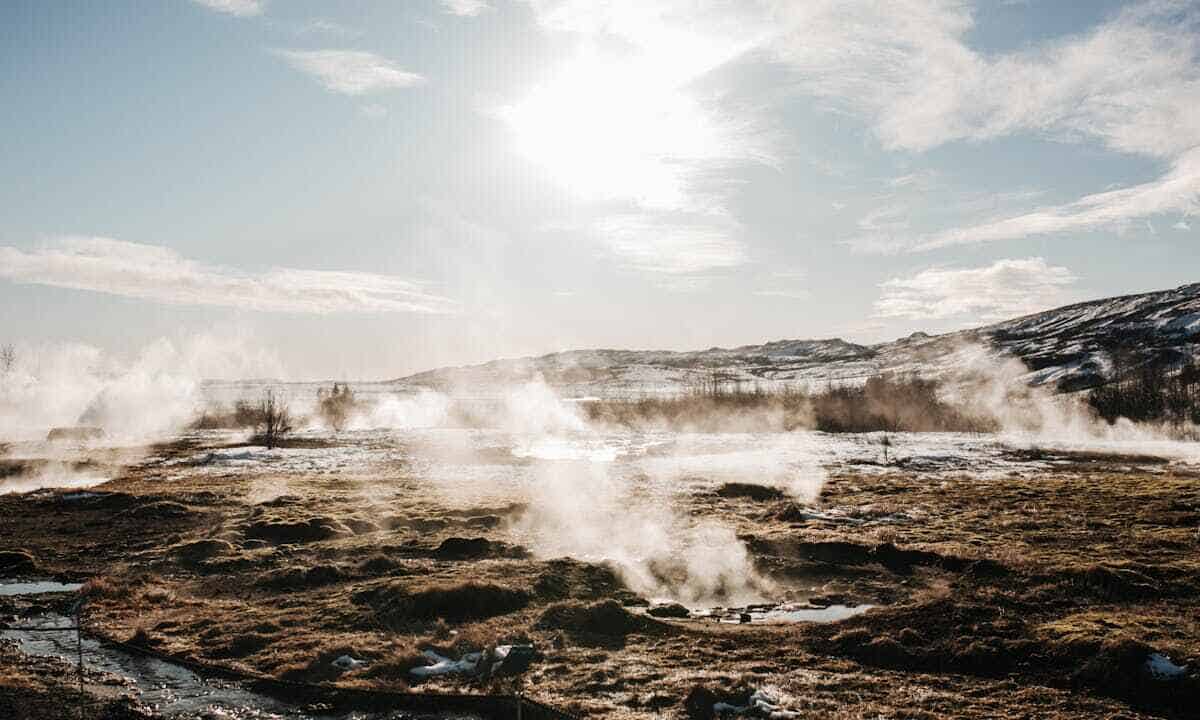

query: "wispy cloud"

left=441, top=0, right=491, bottom=16
left=874, top=257, right=1079, bottom=323
left=765, top=0, right=1200, bottom=251
left=190, top=0, right=263, bottom=17
left=861, top=148, right=1200, bottom=252
left=275, top=50, right=424, bottom=95
left=0, top=237, right=456, bottom=315
left=565, top=2, right=1200, bottom=252
left=593, top=214, right=747, bottom=281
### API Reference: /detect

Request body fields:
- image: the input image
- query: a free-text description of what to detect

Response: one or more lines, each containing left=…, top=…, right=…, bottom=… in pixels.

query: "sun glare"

left=499, top=52, right=735, bottom=209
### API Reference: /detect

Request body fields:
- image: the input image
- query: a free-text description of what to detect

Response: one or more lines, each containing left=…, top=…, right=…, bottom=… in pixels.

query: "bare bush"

left=0, top=343, right=14, bottom=375
left=257, top=388, right=293, bottom=449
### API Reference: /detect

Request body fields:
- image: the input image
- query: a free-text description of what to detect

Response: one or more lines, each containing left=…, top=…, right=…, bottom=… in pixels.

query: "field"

left=2, top=420, right=1199, bottom=719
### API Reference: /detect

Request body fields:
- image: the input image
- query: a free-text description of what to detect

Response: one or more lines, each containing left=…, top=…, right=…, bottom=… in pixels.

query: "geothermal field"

left=8, top=2, right=1200, bottom=717
left=2, top=346, right=1199, bottom=720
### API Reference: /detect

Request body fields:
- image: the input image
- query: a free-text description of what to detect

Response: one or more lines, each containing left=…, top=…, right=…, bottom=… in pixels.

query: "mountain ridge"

left=395, top=282, right=1200, bottom=395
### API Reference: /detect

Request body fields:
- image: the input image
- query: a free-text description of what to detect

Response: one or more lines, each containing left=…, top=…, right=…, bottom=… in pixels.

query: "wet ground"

left=2, top=426, right=1199, bottom=718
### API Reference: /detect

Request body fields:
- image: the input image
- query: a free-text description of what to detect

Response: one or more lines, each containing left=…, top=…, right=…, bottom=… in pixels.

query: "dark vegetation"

left=585, top=372, right=998, bottom=433
left=316, top=383, right=358, bottom=431
left=189, top=400, right=264, bottom=430
left=191, top=383, right=360, bottom=433
left=1088, top=351, right=1200, bottom=430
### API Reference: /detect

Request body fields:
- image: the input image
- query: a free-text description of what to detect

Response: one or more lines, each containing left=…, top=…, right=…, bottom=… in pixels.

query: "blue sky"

left=1, top=0, right=1197, bottom=379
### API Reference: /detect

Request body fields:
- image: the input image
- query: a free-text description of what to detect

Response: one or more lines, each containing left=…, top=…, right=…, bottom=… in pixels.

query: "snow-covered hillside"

left=396, top=283, right=1200, bottom=396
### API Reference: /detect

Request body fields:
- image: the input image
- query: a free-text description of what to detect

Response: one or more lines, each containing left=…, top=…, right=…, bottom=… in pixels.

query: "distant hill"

left=395, top=282, right=1200, bottom=396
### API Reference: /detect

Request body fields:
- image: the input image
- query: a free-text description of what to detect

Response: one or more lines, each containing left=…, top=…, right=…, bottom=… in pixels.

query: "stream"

left=1, top=582, right=483, bottom=720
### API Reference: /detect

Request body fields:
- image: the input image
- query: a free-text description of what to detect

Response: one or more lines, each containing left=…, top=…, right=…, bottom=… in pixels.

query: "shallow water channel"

left=1, top=582, right=484, bottom=719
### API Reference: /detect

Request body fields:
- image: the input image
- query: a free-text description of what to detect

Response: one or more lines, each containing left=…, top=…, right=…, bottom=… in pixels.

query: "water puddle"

left=0, top=580, right=84, bottom=596
left=1, top=611, right=483, bottom=719
left=703, top=603, right=874, bottom=624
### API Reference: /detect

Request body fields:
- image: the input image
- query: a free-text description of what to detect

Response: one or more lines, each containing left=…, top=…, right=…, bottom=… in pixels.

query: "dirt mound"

left=172, top=539, right=236, bottom=565
left=358, top=581, right=530, bottom=624
left=0, top=549, right=37, bottom=575
left=432, top=536, right=528, bottom=560
left=533, top=558, right=625, bottom=601
left=384, top=516, right=449, bottom=533
left=358, top=555, right=407, bottom=576
left=244, top=518, right=352, bottom=545
left=342, top=518, right=378, bottom=535
left=537, top=600, right=664, bottom=643
left=715, top=483, right=785, bottom=502
left=207, top=632, right=274, bottom=659
left=118, top=501, right=194, bottom=521
left=259, top=564, right=348, bottom=590
left=811, top=599, right=1199, bottom=714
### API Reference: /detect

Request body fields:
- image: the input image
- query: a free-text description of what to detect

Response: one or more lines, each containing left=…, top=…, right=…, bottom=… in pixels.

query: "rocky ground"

left=2, top=436, right=1198, bottom=719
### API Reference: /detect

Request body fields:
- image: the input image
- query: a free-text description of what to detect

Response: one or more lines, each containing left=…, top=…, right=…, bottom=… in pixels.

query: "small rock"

left=332, top=654, right=367, bottom=671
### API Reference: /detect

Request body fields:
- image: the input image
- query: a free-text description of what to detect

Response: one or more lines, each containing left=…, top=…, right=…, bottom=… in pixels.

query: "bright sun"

left=499, top=51, right=735, bottom=210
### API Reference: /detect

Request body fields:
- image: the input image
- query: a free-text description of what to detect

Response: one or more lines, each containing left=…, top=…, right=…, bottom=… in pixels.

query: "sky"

left=1, top=0, right=1198, bottom=380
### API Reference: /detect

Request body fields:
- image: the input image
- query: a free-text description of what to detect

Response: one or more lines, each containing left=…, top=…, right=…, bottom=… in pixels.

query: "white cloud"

left=0, top=237, right=456, bottom=315
left=593, top=214, right=747, bottom=279
left=510, top=1, right=1200, bottom=267
left=874, top=257, right=1079, bottom=322
left=771, top=1, right=1200, bottom=157
left=766, top=0, right=1200, bottom=250
left=275, top=50, right=424, bottom=95
left=441, top=0, right=491, bottom=16
left=1175, top=219, right=1192, bottom=230
left=549, top=2, right=1200, bottom=251
left=877, top=147, right=1200, bottom=251
left=191, top=0, right=263, bottom=17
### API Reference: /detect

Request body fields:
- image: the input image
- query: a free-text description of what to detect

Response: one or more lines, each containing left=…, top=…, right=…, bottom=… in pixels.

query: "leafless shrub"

left=256, top=388, right=293, bottom=449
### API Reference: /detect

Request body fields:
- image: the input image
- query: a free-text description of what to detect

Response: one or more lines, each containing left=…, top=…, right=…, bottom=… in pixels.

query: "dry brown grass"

left=3, top=436, right=1198, bottom=719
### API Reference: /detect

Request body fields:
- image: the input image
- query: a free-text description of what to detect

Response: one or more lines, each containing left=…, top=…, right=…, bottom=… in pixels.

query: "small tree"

left=0, top=344, right=14, bottom=375
left=257, top=388, right=293, bottom=449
